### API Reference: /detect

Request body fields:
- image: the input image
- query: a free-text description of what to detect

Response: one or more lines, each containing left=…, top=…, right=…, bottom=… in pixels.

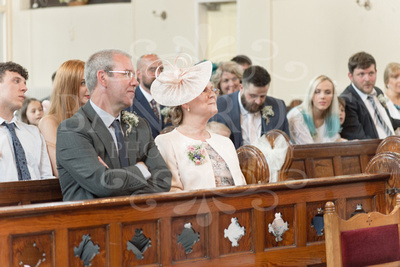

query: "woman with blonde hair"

left=38, top=59, right=89, bottom=177
left=212, top=61, right=243, bottom=95
left=287, top=75, right=342, bottom=144
left=383, top=62, right=400, bottom=120
left=153, top=60, right=246, bottom=191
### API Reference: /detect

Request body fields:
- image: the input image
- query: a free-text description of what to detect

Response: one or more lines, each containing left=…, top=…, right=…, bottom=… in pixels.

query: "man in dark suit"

left=340, top=51, right=400, bottom=140
left=210, top=65, right=289, bottom=149
left=125, top=54, right=167, bottom=138
left=56, top=49, right=171, bottom=201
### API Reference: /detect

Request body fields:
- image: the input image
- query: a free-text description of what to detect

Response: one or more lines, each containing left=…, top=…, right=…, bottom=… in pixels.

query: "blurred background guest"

left=152, top=60, right=246, bottom=191
left=384, top=62, right=400, bottom=120
left=38, top=59, right=88, bottom=177
left=20, top=97, right=43, bottom=126
left=212, top=61, right=243, bottom=96
left=231, top=54, right=252, bottom=71
left=287, top=75, right=342, bottom=144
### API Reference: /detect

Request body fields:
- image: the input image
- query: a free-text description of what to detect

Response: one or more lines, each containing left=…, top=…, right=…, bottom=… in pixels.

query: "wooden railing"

left=0, top=173, right=389, bottom=266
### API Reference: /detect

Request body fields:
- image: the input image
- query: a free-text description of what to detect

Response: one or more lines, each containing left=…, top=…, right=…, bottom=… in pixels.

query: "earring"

left=187, top=106, right=190, bottom=112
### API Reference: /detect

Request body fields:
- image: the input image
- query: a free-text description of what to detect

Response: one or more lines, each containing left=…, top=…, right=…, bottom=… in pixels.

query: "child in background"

left=20, top=97, right=44, bottom=126
left=338, top=97, right=346, bottom=126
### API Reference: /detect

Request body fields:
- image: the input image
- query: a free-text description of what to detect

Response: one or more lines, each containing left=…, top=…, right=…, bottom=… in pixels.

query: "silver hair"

left=85, top=49, right=132, bottom=93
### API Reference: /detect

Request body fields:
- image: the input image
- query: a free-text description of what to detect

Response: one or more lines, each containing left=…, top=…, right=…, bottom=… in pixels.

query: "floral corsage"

left=377, top=94, right=387, bottom=109
left=187, top=144, right=206, bottom=165
left=262, top=106, right=274, bottom=125
left=121, top=110, right=139, bottom=136
left=160, top=107, right=170, bottom=117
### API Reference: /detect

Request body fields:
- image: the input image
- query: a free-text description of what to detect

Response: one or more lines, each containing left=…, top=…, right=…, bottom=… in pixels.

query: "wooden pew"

left=0, top=178, right=62, bottom=207
left=287, top=139, right=381, bottom=179
left=0, top=173, right=389, bottom=266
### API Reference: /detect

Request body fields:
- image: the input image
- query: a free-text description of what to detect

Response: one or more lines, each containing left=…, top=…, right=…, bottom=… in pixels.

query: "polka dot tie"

left=3, top=122, right=31, bottom=180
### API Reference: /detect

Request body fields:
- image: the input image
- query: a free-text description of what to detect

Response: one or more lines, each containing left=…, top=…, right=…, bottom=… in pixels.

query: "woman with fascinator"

left=287, top=75, right=344, bottom=144
left=152, top=60, right=246, bottom=191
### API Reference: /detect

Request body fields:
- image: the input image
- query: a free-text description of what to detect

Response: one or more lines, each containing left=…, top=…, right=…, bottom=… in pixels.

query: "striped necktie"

left=2, top=122, right=31, bottom=180
left=367, top=95, right=393, bottom=136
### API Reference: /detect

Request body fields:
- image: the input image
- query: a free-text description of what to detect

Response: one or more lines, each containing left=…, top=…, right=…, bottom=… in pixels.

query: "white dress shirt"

left=352, top=84, right=394, bottom=139
left=238, top=93, right=261, bottom=145
left=0, top=116, right=54, bottom=181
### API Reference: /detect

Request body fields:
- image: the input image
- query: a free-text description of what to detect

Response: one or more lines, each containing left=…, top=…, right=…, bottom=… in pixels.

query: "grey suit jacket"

left=56, top=102, right=171, bottom=201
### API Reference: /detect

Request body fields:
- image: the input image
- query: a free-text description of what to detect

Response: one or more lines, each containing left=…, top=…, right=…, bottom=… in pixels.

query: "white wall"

left=10, top=0, right=400, bottom=104
left=12, top=1, right=134, bottom=99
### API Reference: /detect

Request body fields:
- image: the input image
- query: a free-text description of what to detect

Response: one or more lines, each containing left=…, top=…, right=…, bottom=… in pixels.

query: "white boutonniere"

left=377, top=94, right=387, bottom=109
left=121, top=110, right=139, bottom=136
left=187, top=144, right=206, bottom=165
left=262, top=106, right=274, bottom=125
left=160, top=107, right=170, bottom=117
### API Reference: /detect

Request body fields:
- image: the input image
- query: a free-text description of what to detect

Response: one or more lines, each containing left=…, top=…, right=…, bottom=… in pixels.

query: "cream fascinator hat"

left=151, top=59, right=212, bottom=107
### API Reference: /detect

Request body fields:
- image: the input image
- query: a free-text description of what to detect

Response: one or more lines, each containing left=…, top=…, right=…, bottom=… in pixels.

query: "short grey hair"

left=85, top=49, right=132, bottom=93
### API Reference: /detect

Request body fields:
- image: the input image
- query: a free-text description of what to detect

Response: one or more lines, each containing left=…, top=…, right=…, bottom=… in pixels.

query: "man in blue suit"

left=125, top=54, right=167, bottom=138
left=211, top=65, right=289, bottom=149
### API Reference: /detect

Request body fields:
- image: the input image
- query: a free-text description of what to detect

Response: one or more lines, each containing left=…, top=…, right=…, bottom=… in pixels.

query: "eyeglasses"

left=107, top=70, right=135, bottom=79
left=203, top=87, right=220, bottom=97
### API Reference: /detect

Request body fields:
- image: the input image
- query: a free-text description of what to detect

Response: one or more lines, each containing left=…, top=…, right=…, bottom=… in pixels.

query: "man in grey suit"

left=56, top=49, right=171, bottom=201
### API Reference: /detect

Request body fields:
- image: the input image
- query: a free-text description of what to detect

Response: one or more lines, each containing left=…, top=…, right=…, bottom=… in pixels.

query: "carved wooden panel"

left=11, top=232, right=53, bottom=266
left=68, top=226, right=106, bottom=266
left=265, top=205, right=294, bottom=249
left=122, top=221, right=158, bottom=266
left=313, top=159, right=334, bottom=178
left=171, top=215, right=207, bottom=262
left=306, top=202, right=326, bottom=243
left=287, top=161, right=307, bottom=179
left=219, top=210, right=252, bottom=255
left=341, top=156, right=362, bottom=175
left=345, top=197, right=375, bottom=219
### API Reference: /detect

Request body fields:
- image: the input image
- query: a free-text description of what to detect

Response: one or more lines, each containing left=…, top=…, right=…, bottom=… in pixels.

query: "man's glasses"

left=107, top=70, right=135, bottom=80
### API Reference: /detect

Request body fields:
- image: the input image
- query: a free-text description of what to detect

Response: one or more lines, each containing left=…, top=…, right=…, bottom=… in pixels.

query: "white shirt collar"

left=89, top=100, right=121, bottom=128
left=139, top=85, right=154, bottom=103
left=0, top=116, right=21, bottom=129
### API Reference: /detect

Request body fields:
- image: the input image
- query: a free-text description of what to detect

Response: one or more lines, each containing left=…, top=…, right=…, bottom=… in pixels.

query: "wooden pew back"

left=288, top=139, right=381, bottom=179
left=0, top=173, right=389, bottom=266
left=0, top=178, right=62, bottom=206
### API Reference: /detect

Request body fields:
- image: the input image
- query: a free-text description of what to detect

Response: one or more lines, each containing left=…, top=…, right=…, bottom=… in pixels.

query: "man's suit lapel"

left=134, top=88, right=162, bottom=132
left=349, top=85, right=379, bottom=137
left=82, top=103, right=121, bottom=168
left=121, top=119, right=138, bottom=165
left=230, top=92, right=243, bottom=147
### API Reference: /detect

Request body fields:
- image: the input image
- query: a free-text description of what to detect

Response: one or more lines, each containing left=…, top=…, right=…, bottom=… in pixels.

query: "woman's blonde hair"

left=47, top=60, right=85, bottom=124
left=211, top=61, right=243, bottom=92
left=298, top=75, right=340, bottom=138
